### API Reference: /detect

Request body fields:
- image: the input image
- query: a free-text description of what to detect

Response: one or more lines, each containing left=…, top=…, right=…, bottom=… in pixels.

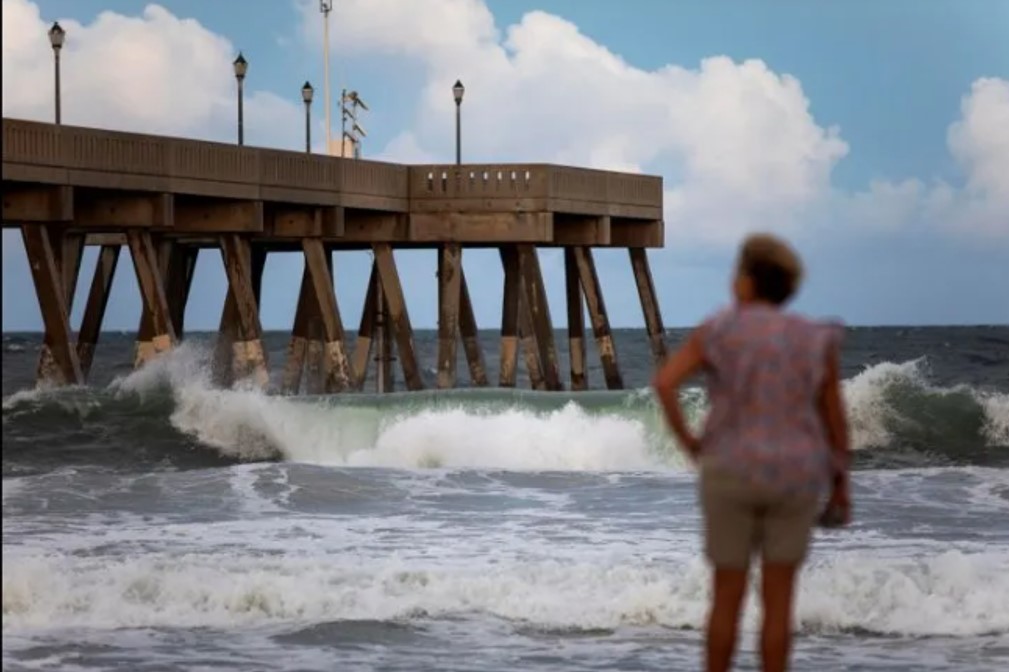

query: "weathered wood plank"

left=458, top=267, right=488, bottom=387
left=565, top=248, right=587, bottom=391
left=517, top=245, right=563, bottom=391
left=351, top=262, right=378, bottom=391
left=134, top=237, right=170, bottom=368
left=127, top=230, right=176, bottom=366
left=629, top=247, right=667, bottom=364
left=436, top=244, right=462, bottom=389
left=498, top=246, right=520, bottom=388
left=375, top=281, right=394, bottom=393
left=21, top=224, right=83, bottom=386
left=219, top=234, right=268, bottom=387
left=373, top=243, right=424, bottom=391
left=77, top=193, right=172, bottom=228
left=4, top=186, right=73, bottom=222
left=518, top=286, right=545, bottom=391
left=574, top=246, right=623, bottom=389
left=281, top=266, right=312, bottom=394
left=37, top=228, right=83, bottom=381
left=76, top=245, right=120, bottom=378
left=303, top=238, right=352, bottom=392
left=175, top=200, right=263, bottom=233
left=165, top=246, right=197, bottom=338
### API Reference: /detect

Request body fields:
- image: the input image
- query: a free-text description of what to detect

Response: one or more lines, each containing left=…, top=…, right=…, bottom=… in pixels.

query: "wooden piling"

left=134, top=237, right=171, bottom=368
left=281, top=266, right=312, bottom=394
left=36, top=230, right=83, bottom=382
left=629, top=248, right=667, bottom=364
left=518, top=245, right=563, bottom=391
left=21, top=224, right=84, bottom=386
left=303, top=238, right=352, bottom=392
left=76, top=244, right=120, bottom=378
left=436, top=244, right=462, bottom=389
left=458, top=267, right=488, bottom=387
left=564, top=248, right=587, bottom=391
left=165, top=246, right=197, bottom=338
left=573, top=246, right=623, bottom=389
left=351, top=262, right=378, bottom=391
left=375, top=281, right=394, bottom=392
left=498, top=246, right=520, bottom=388
left=373, top=243, right=423, bottom=391
left=127, top=230, right=176, bottom=365
left=219, top=234, right=267, bottom=387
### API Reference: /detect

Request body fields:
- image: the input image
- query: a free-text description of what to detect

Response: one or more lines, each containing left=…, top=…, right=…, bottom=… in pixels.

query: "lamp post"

left=302, top=81, right=314, bottom=153
left=452, top=79, right=465, bottom=165
left=233, top=53, right=248, bottom=145
left=48, top=22, right=65, bottom=125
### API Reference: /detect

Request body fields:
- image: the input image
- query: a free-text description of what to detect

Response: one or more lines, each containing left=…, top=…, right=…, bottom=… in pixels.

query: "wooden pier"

left=2, top=117, right=667, bottom=393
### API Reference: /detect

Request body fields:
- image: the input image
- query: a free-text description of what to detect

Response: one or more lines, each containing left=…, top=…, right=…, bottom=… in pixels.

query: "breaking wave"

left=3, top=548, right=1006, bottom=638
left=2, top=343, right=1007, bottom=473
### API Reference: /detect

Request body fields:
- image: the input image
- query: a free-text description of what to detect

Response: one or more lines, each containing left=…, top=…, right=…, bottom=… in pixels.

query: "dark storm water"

left=3, top=326, right=1009, bottom=671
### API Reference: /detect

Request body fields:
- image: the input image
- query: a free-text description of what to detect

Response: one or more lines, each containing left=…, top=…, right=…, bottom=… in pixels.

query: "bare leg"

left=706, top=567, right=748, bottom=672
left=760, top=562, right=799, bottom=672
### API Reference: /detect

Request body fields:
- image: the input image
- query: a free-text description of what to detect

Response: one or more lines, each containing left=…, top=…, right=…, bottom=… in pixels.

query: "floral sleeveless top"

left=697, top=304, right=844, bottom=498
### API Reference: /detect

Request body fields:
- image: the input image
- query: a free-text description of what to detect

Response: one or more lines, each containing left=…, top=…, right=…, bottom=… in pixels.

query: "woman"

left=652, top=233, right=851, bottom=672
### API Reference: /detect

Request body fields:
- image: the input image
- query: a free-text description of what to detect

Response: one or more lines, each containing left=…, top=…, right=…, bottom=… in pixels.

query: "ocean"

left=2, top=326, right=1008, bottom=671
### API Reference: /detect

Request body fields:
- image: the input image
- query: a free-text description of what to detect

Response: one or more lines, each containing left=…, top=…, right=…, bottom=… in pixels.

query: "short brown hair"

left=737, top=233, right=803, bottom=305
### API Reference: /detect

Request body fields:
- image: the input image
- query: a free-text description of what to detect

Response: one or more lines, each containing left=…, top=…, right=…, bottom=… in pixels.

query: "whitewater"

left=3, top=327, right=1008, bottom=671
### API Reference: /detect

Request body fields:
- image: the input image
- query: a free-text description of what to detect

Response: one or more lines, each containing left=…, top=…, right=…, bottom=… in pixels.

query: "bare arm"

left=818, top=343, right=851, bottom=514
left=652, top=329, right=706, bottom=460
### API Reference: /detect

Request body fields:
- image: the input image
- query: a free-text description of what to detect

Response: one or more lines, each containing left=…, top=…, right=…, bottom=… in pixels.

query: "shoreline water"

left=3, top=326, right=1008, bottom=671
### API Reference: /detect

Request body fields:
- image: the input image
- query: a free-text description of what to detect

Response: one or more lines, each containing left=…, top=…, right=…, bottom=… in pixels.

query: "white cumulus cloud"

left=299, top=0, right=1008, bottom=246
left=2, top=0, right=302, bottom=147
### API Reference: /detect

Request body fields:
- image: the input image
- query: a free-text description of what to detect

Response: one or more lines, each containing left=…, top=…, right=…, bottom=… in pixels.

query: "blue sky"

left=2, top=0, right=1008, bottom=331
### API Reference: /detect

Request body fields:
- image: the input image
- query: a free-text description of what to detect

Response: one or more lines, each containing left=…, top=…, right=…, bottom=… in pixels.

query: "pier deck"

left=2, top=117, right=668, bottom=393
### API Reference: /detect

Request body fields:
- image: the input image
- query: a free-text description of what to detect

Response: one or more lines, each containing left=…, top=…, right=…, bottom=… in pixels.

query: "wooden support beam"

left=37, top=229, right=84, bottom=381
left=501, top=246, right=545, bottom=390
left=303, top=238, right=353, bottom=392
left=629, top=248, right=668, bottom=364
left=553, top=215, right=611, bottom=246
left=573, top=246, right=623, bottom=389
left=76, top=245, right=120, bottom=378
left=175, top=200, right=263, bottom=233
left=4, top=186, right=73, bottom=222
left=458, top=267, right=488, bottom=387
left=517, top=245, right=563, bottom=391
left=304, top=253, right=331, bottom=395
left=165, top=246, right=198, bottom=338
left=22, top=224, right=84, bottom=385
left=219, top=234, right=268, bottom=387
left=498, top=246, right=520, bottom=388
left=214, top=242, right=266, bottom=386
left=134, top=237, right=171, bottom=368
left=76, top=193, right=172, bottom=228
left=282, top=266, right=312, bottom=395
left=372, top=243, right=424, bottom=391
left=84, top=233, right=127, bottom=247
left=61, top=233, right=85, bottom=305
left=305, top=317, right=325, bottom=394
left=213, top=293, right=240, bottom=387
left=126, top=230, right=177, bottom=366
left=565, top=248, right=587, bottom=391
left=375, top=280, right=394, bottom=393
left=518, top=286, right=546, bottom=391
left=436, top=243, right=462, bottom=389
left=351, top=262, right=379, bottom=391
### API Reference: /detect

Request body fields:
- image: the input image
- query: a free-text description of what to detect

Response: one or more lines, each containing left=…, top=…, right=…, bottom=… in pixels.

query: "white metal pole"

left=323, top=5, right=332, bottom=154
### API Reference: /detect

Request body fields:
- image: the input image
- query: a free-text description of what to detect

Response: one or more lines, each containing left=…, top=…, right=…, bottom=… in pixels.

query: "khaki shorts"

left=699, top=465, right=819, bottom=569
